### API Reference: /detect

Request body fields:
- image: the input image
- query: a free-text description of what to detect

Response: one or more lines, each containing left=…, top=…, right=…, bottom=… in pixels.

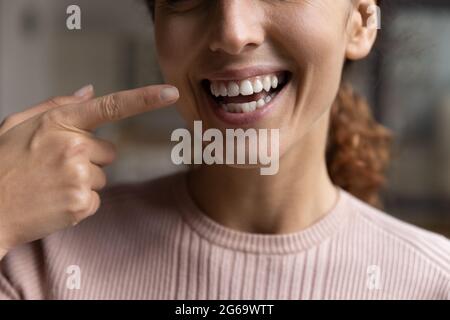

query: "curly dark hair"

left=144, top=0, right=392, bottom=208
left=327, top=82, right=391, bottom=208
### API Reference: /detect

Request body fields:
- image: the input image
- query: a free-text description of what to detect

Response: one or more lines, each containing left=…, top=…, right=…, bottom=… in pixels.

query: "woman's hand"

left=0, top=84, right=179, bottom=259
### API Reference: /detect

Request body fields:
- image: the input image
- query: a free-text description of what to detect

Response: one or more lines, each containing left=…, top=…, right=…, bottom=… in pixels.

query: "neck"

left=188, top=112, right=338, bottom=235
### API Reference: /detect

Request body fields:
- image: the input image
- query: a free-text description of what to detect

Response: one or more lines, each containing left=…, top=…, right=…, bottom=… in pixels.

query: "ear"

left=345, top=0, right=379, bottom=60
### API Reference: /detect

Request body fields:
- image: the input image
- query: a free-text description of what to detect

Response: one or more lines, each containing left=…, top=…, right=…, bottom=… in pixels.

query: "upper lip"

left=202, top=66, right=289, bottom=82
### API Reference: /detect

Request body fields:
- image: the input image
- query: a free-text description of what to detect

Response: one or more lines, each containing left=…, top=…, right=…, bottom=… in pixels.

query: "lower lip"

left=205, top=80, right=290, bottom=126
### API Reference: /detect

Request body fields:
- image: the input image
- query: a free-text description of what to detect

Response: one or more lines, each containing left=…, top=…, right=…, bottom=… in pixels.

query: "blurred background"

left=0, top=0, right=449, bottom=236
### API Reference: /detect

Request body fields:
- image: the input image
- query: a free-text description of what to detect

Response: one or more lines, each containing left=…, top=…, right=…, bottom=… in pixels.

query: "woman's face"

left=154, top=0, right=374, bottom=159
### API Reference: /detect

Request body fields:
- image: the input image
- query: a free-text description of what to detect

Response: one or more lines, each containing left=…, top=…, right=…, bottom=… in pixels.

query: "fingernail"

left=74, top=84, right=93, bottom=97
left=160, top=86, right=179, bottom=102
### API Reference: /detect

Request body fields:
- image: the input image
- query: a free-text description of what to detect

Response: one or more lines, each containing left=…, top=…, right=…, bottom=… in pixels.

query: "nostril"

left=209, top=38, right=260, bottom=56
left=208, top=20, right=264, bottom=55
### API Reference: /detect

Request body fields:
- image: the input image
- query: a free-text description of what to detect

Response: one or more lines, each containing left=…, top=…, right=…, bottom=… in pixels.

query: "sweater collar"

left=172, top=171, right=352, bottom=254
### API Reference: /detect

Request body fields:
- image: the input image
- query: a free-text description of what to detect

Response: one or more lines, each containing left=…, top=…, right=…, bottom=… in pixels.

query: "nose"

left=208, top=0, right=264, bottom=55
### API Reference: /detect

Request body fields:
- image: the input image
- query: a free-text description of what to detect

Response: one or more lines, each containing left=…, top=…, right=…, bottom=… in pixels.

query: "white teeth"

left=220, top=94, right=277, bottom=114
left=208, top=72, right=287, bottom=113
left=271, top=76, right=278, bottom=89
left=241, top=103, right=250, bottom=113
left=227, top=103, right=240, bottom=113
left=263, top=76, right=272, bottom=92
left=240, top=80, right=254, bottom=96
left=257, top=98, right=265, bottom=108
left=210, top=83, right=218, bottom=97
left=208, top=72, right=284, bottom=97
left=253, top=79, right=263, bottom=93
left=219, top=83, right=228, bottom=97
left=227, top=82, right=240, bottom=97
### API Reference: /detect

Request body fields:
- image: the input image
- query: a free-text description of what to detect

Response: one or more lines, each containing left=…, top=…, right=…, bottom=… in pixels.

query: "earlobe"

left=345, top=1, right=379, bottom=61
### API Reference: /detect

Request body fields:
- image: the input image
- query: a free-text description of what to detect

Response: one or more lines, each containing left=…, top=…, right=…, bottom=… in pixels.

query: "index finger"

left=57, top=85, right=179, bottom=131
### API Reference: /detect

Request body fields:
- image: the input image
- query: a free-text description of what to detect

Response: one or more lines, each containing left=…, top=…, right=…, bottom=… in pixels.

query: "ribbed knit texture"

left=0, top=172, right=449, bottom=300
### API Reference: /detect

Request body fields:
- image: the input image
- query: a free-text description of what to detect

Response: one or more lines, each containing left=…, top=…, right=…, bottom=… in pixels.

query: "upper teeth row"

left=209, top=74, right=280, bottom=97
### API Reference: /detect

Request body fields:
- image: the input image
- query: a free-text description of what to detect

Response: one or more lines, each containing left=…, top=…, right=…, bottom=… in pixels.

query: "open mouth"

left=202, top=71, right=291, bottom=114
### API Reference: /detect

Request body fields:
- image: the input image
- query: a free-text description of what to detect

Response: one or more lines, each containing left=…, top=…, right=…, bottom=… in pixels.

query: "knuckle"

left=68, top=162, right=90, bottom=185
left=28, top=115, right=56, bottom=151
left=66, top=187, right=92, bottom=217
left=98, top=171, right=107, bottom=189
left=85, top=192, right=100, bottom=218
left=28, top=131, right=44, bottom=152
left=61, top=139, right=88, bottom=160
left=99, top=94, right=122, bottom=121
left=40, top=109, right=60, bottom=127
left=28, top=113, right=58, bottom=151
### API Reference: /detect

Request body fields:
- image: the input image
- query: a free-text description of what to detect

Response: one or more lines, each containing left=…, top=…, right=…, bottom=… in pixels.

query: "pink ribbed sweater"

left=0, top=172, right=449, bottom=300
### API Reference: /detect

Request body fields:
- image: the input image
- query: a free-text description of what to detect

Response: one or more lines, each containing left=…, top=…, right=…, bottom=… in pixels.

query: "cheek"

left=155, top=20, right=189, bottom=81
left=281, top=9, right=346, bottom=103
left=155, top=18, right=202, bottom=122
left=279, top=6, right=346, bottom=72
left=155, top=15, right=204, bottom=83
left=270, top=6, right=347, bottom=146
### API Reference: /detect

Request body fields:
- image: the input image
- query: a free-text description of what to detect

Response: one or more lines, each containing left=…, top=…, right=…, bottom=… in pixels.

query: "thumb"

left=25, top=85, right=95, bottom=121
left=0, top=85, right=96, bottom=135
left=73, top=84, right=95, bottom=99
